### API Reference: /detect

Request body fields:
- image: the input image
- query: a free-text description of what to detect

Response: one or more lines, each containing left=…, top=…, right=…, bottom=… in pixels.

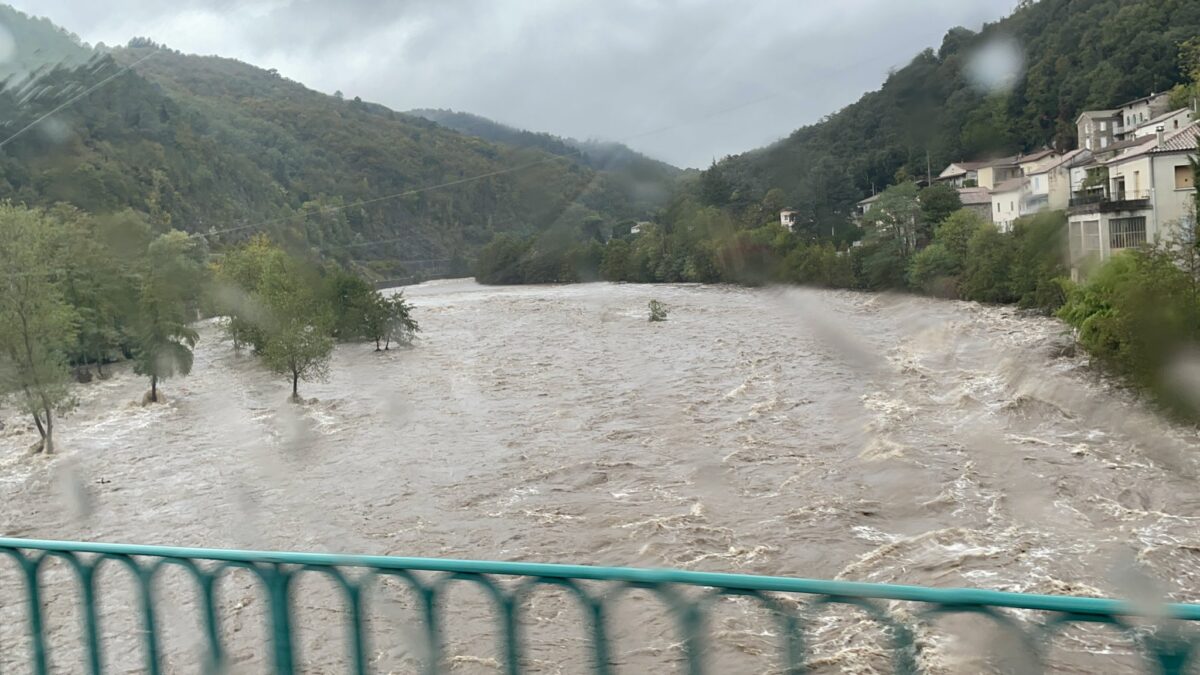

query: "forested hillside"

left=701, top=0, right=1200, bottom=239
left=409, top=108, right=684, bottom=213
left=0, top=5, right=92, bottom=82
left=0, top=12, right=645, bottom=278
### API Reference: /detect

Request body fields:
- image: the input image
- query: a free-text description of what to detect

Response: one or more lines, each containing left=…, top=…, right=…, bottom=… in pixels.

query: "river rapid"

left=2, top=279, right=1199, bottom=673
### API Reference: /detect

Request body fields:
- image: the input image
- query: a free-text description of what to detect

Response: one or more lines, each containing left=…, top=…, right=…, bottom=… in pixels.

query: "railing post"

left=22, top=555, right=49, bottom=675
left=266, top=564, right=296, bottom=675
left=80, top=564, right=102, bottom=675
left=588, top=599, right=612, bottom=675
left=200, top=573, right=224, bottom=675
left=421, top=586, right=441, bottom=675
left=138, top=565, right=162, bottom=675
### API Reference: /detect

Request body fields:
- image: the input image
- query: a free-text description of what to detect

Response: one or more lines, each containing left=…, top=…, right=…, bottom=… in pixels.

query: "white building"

left=1130, top=107, right=1194, bottom=140
left=1066, top=121, right=1199, bottom=278
left=779, top=209, right=799, bottom=231
left=990, top=178, right=1023, bottom=233
left=1021, top=149, right=1085, bottom=216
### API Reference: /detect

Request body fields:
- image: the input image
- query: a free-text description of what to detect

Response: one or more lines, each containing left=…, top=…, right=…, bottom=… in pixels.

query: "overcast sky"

left=10, top=0, right=1016, bottom=168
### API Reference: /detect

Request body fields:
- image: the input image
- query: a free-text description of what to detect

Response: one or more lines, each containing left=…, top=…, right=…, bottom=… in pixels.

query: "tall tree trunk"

left=41, top=404, right=53, bottom=454
left=292, top=371, right=299, bottom=398
left=151, top=375, right=158, bottom=402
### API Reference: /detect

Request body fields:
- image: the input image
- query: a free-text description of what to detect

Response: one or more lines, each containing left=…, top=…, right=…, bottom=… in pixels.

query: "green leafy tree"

left=258, top=259, right=335, bottom=401
left=961, top=225, right=1018, bottom=303
left=382, top=294, right=420, bottom=349
left=132, top=231, right=205, bottom=402
left=918, top=183, right=963, bottom=229
left=0, top=204, right=78, bottom=453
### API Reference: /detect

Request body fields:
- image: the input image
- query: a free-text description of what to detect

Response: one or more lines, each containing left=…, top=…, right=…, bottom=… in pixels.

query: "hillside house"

left=1076, top=110, right=1120, bottom=152
left=779, top=209, right=800, bottom=232
left=957, top=186, right=994, bottom=223
left=935, top=161, right=988, bottom=187
left=976, top=156, right=1022, bottom=190
left=856, top=194, right=881, bottom=218
left=990, top=178, right=1023, bottom=233
left=1130, top=107, right=1194, bottom=140
left=1021, top=149, right=1084, bottom=215
left=1016, top=148, right=1062, bottom=176
left=1116, top=92, right=1172, bottom=138
left=1066, top=121, right=1198, bottom=278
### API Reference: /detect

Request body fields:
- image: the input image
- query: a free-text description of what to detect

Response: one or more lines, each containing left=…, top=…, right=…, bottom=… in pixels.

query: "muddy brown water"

left=2, top=279, right=1199, bottom=673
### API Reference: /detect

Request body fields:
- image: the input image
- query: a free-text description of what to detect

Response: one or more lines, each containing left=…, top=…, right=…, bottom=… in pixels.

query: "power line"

left=0, top=51, right=157, bottom=152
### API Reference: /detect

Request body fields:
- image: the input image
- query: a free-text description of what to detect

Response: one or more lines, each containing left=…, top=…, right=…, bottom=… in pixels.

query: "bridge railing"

left=2, top=537, right=1199, bottom=674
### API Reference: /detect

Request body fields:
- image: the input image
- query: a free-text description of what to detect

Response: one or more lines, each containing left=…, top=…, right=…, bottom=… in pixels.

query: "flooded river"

left=2, top=279, right=1199, bottom=673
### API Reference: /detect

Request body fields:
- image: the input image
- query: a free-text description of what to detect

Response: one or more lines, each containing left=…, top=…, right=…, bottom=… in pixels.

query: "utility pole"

left=926, top=149, right=932, bottom=185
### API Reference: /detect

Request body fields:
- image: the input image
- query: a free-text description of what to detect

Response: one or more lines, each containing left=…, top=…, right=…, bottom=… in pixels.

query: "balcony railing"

left=1069, top=189, right=1152, bottom=211
left=4, top=538, right=1200, bottom=674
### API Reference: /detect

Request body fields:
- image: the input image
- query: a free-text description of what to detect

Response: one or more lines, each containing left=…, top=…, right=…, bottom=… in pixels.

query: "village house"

left=1066, top=121, right=1199, bottom=279
left=990, top=178, right=1023, bottom=233
left=976, top=155, right=1022, bottom=190
left=935, top=160, right=988, bottom=187
left=1021, top=149, right=1085, bottom=216
left=1129, top=107, right=1194, bottom=140
left=1076, top=110, right=1120, bottom=152
left=1076, top=92, right=1173, bottom=147
left=855, top=193, right=881, bottom=219
left=956, top=186, right=994, bottom=223
left=1116, top=92, right=1172, bottom=138
left=779, top=209, right=800, bottom=232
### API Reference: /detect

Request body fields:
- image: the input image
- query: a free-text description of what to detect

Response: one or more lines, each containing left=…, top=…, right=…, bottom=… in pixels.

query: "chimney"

left=1156, top=125, right=1165, bottom=149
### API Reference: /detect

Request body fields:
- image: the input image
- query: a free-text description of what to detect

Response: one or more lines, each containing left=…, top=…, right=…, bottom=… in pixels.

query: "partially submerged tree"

left=132, top=231, right=205, bottom=402
left=0, top=204, right=78, bottom=453
left=258, top=253, right=334, bottom=401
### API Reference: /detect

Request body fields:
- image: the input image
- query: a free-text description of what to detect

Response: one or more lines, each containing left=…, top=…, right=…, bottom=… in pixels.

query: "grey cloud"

left=9, top=0, right=1014, bottom=167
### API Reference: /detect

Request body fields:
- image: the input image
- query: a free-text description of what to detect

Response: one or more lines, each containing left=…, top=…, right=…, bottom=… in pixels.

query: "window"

left=995, top=202, right=1000, bottom=212
left=1010, top=201, right=1014, bottom=211
left=1100, top=137, right=1108, bottom=148
left=1100, top=121, right=1107, bottom=131
left=1086, top=139, right=1093, bottom=150
left=1109, top=216, right=1147, bottom=249
left=1176, top=165, right=1195, bottom=190
left=1083, top=219, right=1101, bottom=254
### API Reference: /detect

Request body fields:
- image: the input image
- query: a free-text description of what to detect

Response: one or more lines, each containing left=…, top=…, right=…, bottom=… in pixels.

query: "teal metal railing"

left=2, top=537, right=1199, bottom=673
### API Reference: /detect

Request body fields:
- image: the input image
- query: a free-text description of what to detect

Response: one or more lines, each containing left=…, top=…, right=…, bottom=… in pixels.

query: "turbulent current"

left=2, top=279, right=1199, bottom=673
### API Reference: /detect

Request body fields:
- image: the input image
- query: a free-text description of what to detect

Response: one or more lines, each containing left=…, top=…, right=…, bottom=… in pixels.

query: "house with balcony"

left=976, top=155, right=1022, bottom=190
left=1066, top=121, right=1199, bottom=279
left=935, top=160, right=988, bottom=187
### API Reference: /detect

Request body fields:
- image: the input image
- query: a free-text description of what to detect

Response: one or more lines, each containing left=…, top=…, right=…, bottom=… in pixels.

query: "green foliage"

left=961, top=225, right=1018, bottom=304
left=408, top=108, right=681, bottom=216
left=0, top=203, right=78, bottom=452
left=1009, top=211, right=1070, bottom=311
left=907, top=243, right=961, bottom=297
left=132, top=231, right=205, bottom=401
left=648, top=300, right=669, bottom=322
left=918, top=183, right=963, bottom=229
left=1059, top=248, right=1200, bottom=418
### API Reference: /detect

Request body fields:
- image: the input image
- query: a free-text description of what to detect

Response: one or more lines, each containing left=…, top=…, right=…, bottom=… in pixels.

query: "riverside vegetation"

left=0, top=204, right=417, bottom=453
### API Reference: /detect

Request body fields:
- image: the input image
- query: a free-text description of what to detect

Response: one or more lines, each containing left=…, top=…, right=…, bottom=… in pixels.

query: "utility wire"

left=0, top=51, right=157, bottom=151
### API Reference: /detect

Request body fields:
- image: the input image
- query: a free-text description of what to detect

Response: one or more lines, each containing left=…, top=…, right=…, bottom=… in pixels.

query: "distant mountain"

left=409, top=108, right=684, bottom=214
left=0, top=4, right=93, bottom=83
left=0, top=6, right=654, bottom=277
